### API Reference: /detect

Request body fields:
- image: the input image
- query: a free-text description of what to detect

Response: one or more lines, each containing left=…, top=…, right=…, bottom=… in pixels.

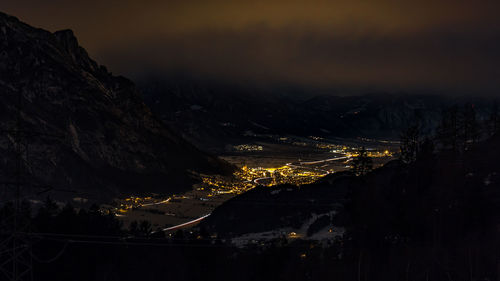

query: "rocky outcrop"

left=0, top=12, right=232, bottom=200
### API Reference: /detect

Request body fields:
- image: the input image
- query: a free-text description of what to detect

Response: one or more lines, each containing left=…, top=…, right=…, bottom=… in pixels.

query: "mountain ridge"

left=0, top=11, right=233, bottom=200
left=139, top=77, right=494, bottom=152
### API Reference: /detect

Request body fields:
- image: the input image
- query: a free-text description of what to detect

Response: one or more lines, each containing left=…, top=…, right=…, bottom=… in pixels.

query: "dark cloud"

left=1, top=0, right=499, bottom=94
left=100, top=27, right=500, bottom=93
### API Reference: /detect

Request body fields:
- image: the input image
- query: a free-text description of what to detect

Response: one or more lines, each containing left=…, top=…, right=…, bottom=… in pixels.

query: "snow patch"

left=484, top=172, right=496, bottom=186
left=230, top=210, right=342, bottom=248
left=190, top=104, right=203, bottom=111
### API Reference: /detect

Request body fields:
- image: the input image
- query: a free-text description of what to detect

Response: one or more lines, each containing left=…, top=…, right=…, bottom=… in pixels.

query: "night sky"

left=1, top=0, right=499, bottom=94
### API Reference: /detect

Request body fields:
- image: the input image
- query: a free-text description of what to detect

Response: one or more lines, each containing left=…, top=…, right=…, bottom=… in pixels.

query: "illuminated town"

left=201, top=145, right=393, bottom=194
left=111, top=143, right=394, bottom=216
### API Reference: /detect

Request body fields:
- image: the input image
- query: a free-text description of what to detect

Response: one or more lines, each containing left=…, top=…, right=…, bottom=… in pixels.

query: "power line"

left=0, top=86, right=34, bottom=281
left=17, top=231, right=332, bottom=249
left=30, top=242, right=68, bottom=264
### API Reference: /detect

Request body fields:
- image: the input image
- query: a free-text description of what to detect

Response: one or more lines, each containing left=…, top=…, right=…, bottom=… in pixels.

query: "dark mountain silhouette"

left=2, top=136, right=498, bottom=281
left=0, top=12, right=232, bottom=200
left=202, top=135, right=500, bottom=239
left=196, top=134, right=500, bottom=280
left=138, top=78, right=493, bottom=152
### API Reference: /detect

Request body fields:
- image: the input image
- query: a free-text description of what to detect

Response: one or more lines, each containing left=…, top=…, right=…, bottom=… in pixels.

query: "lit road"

left=141, top=198, right=171, bottom=207
left=285, top=163, right=330, bottom=176
left=162, top=214, right=211, bottom=232
left=253, top=177, right=273, bottom=185
left=298, top=156, right=348, bottom=165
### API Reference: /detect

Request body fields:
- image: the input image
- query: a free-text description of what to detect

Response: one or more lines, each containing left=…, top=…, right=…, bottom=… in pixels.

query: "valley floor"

left=108, top=136, right=397, bottom=232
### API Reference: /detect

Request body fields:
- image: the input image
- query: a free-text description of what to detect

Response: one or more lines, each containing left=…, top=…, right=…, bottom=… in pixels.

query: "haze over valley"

left=0, top=3, right=499, bottom=281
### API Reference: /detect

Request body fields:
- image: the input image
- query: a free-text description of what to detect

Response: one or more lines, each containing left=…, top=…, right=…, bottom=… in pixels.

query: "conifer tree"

left=400, top=125, right=420, bottom=164
left=351, top=147, right=373, bottom=176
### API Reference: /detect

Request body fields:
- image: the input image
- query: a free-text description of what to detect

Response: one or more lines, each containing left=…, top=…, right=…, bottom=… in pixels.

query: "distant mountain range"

left=139, top=77, right=494, bottom=152
left=0, top=12, right=232, bottom=200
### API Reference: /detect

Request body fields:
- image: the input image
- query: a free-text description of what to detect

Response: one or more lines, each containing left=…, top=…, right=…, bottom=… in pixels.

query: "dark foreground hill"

left=194, top=135, right=500, bottom=280
left=203, top=135, right=500, bottom=238
left=0, top=12, right=232, bottom=200
left=6, top=135, right=499, bottom=281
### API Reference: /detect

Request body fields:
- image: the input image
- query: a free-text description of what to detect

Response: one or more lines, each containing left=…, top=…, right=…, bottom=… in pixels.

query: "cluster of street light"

left=201, top=165, right=327, bottom=194
left=233, top=144, right=264, bottom=151
left=111, top=143, right=394, bottom=216
left=201, top=146, right=393, bottom=195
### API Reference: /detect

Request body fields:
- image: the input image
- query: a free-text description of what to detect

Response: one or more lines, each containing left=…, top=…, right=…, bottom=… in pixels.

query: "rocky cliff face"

left=0, top=12, right=232, bottom=200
